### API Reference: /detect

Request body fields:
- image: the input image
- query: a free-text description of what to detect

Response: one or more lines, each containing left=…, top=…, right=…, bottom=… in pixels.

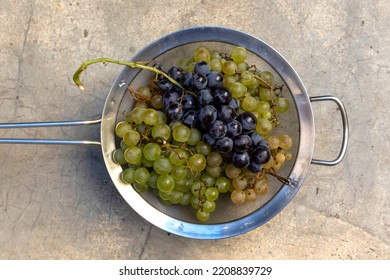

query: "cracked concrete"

left=1, top=0, right=389, bottom=259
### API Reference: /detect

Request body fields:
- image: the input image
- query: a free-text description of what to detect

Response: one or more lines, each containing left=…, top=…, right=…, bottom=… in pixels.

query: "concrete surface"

left=0, top=0, right=389, bottom=259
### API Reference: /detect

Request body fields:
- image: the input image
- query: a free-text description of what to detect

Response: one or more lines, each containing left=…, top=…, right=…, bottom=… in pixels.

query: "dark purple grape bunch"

left=155, top=61, right=271, bottom=173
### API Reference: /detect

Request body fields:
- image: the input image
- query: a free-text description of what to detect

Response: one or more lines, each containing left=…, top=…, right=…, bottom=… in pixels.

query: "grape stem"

left=72, top=57, right=183, bottom=91
left=263, top=169, right=291, bottom=185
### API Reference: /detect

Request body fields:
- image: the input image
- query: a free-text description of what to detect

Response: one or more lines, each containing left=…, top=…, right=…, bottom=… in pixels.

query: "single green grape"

left=121, top=167, right=135, bottom=184
left=124, top=146, right=142, bottom=165
left=188, top=154, right=207, bottom=172
left=187, top=128, right=201, bottom=146
left=221, top=60, right=237, bottom=75
left=115, top=121, right=132, bottom=138
left=241, top=95, right=258, bottom=112
left=168, top=148, right=188, bottom=166
left=191, top=181, right=206, bottom=198
left=180, top=192, right=192, bottom=206
left=206, top=151, right=222, bottom=167
left=209, top=58, right=222, bottom=72
left=205, top=187, right=219, bottom=202
left=231, top=46, right=248, bottom=63
left=143, top=142, right=161, bottom=161
left=229, top=82, right=247, bottom=98
left=157, top=174, right=175, bottom=192
left=215, top=177, right=231, bottom=193
left=153, top=157, right=172, bottom=175
left=169, top=191, right=184, bottom=204
left=196, top=209, right=210, bottom=222
left=123, top=130, right=141, bottom=147
left=256, top=118, right=273, bottom=135
left=201, top=173, right=216, bottom=188
left=274, top=97, right=290, bottom=113
left=194, top=46, right=211, bottom=62
left=259, top=87, right=272, bottom=101
left=134, top=167, right=150, bottom=185
left=172, top=124, right=191, bottom=142
left=206, top=165, right=222, bottom=178
left=202, top=200, right=216, bottom=213
left=255, top=100, right=271, bottom=114
left=195, top=141, right=211, bottom=156
left=112, top=148, right=127, bottom=165
left=148, top=171, right=159, bottom=188
left=152, top=124, right=171, bottom=141
left=141, top=108, right=159, bottom=125
left=170, top=165, right=188, bottom=180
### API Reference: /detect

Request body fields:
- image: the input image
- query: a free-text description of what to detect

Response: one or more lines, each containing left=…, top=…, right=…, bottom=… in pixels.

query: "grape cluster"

left=112, top=45, right=293, bottom=221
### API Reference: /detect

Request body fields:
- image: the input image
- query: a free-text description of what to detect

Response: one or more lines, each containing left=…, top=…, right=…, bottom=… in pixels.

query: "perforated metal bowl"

left=0, top=27, right=348, bottom=239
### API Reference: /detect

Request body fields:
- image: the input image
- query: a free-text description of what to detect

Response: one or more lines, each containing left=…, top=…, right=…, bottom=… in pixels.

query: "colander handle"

left=0, top=118, right=101, bottom=146
left=310, top=95, right=349, bottom=166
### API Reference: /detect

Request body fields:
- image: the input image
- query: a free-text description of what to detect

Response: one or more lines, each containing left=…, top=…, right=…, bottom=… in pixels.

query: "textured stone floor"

left=0, top=0, right=389, bottom=259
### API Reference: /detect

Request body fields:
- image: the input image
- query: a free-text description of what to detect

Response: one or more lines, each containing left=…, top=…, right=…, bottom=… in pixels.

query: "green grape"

left=255, top=100, right=271, bottom=114
left=260, top=70, right=274, bottom=86
left=210, top=50, right=221, bottom=60
left=133, top=183, right=148, bottom=192
left=112, top=148, right=127, bottom=165
left=153, top=157, right=172, bottom=175
left=141, top=156, right=154, bottom=168
left=201, top=173, right=216, bottom=188
left=148, top=171, right=159, bottom=188
left=141, top=108, right=159, bottom=125
left=168, top=149, right=188, bottom=166
left=120, top=139, right=129, bottom=151
left=194, top=46, right=211, bottom=62
left=241, top=95, right=258, bottom=112
left=170, top=165, right=188, bottom=180
left=169, top=191, right=184, bottom=204
left=222, top=60, right=237, bottom=76
left=245, top=188, right=258, bottom=202
left=205, top=187, right=219, bottom=202
left=156, top=110, right=167, bottom=124
left=202, top=200, right=216, bottom=213
left=206, top=151, right=222, bottom=167
left=229, top=82, right=247, bottom=98
left=136, top=124, right=147, bottom=135
left=123, top=146, right=142, bottom=165
left=261, top=111, right=272, bottom=119
left=195, top=141, right=211, bottom=156
left=152, top=124, right=171, bottom=141
left=187, top=128, right=201, bottom=145
left=236, top=62, right=249, bottom=73
left=209, top=58, right=222, bottom=72
left=174, top=179, right=187, bottom=191
left=240, top=70, right=255, bottom=87
left=134, top=167, right=150, bottom=184
left=196, top=209, right=210, bottom=222
left=275, top=97, right=290, bottom=113
left=172, top=124, right=191, bottom=142
left=256, top=118, right=273, bottom=135
left=215, top=177, right=231, bottom=193
left=191, top=196, right=201, bottom=209
left=125, top=107, right=145, bottom=124
left=159, top=190, right=172, bottom=200
left=188, top=154, right=207, bottom=172
left=231, top=46, right=248, bottom=63
left=143, top=142, right=161, bottom=161
left=180, top=192, right=192, bottom=206
left=259, top=87, right=272, bottom=101
left=224, top=163, right=241, bottom=179
left=223, top=75, right=237, bottom=87
left=123, top=130, right=141, bottom=147
left=115, top=121, right=132, bottom=138
left=121, top=167, right=135, bottom=184
left=191, top=181, right=206, bottom=198
left=206, top=165, right=221, bottom=178
left=157, top=174, right=175, bottom=192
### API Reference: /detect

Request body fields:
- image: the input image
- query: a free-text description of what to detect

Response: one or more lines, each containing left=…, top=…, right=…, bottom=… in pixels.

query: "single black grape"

left=181, top=110, right=198, bottom=128
left=208, top=120, right=227, bottom=139
left=167, top=66, right=184, bottom=82
left=228, top=98, right=240, bottom=111
left=252, top=145, right=271, bottom=164
left=250, top=132, right=263, bottom=147
left=181, top=72, right=194, bottom=90
left=191, top=73, right=208, bottom=90
left=156, top=78, right=173, bottom=92
left=194, top=61, right=211, bottom=76
left=198, top=105, right=217, bottom=129
left=233, top=134, right=252, bottom=152
left=232, top=151, right=250, bottom=168
left=165, top=102, right=184, bottom=121
left=182, top=93, right=199, bottom=111
left=213, top=87, right=232, bottom=106
left=214, top=137, right=233, bottom=153
left=226, top=120, right=242, bottom=138
left=247, top=160, right=262, bottom=173
left=197, top=89, right=213, bottom=106
left=236, top=112, right=257, bottom=133
left=207, top=71, right=224, bottom=88
left=218, top=105, right=236, bottom=123
left=202, top=132, right=216, bottom=146
left=163, top=90, right=182, bottom=107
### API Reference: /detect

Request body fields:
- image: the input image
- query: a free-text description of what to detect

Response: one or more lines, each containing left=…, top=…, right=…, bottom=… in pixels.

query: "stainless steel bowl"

left=0, top=27, right=348, bottom=239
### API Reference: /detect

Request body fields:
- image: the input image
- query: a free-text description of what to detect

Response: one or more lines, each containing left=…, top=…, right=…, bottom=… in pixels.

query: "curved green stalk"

left=73, top=57, right=183, bottom=90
